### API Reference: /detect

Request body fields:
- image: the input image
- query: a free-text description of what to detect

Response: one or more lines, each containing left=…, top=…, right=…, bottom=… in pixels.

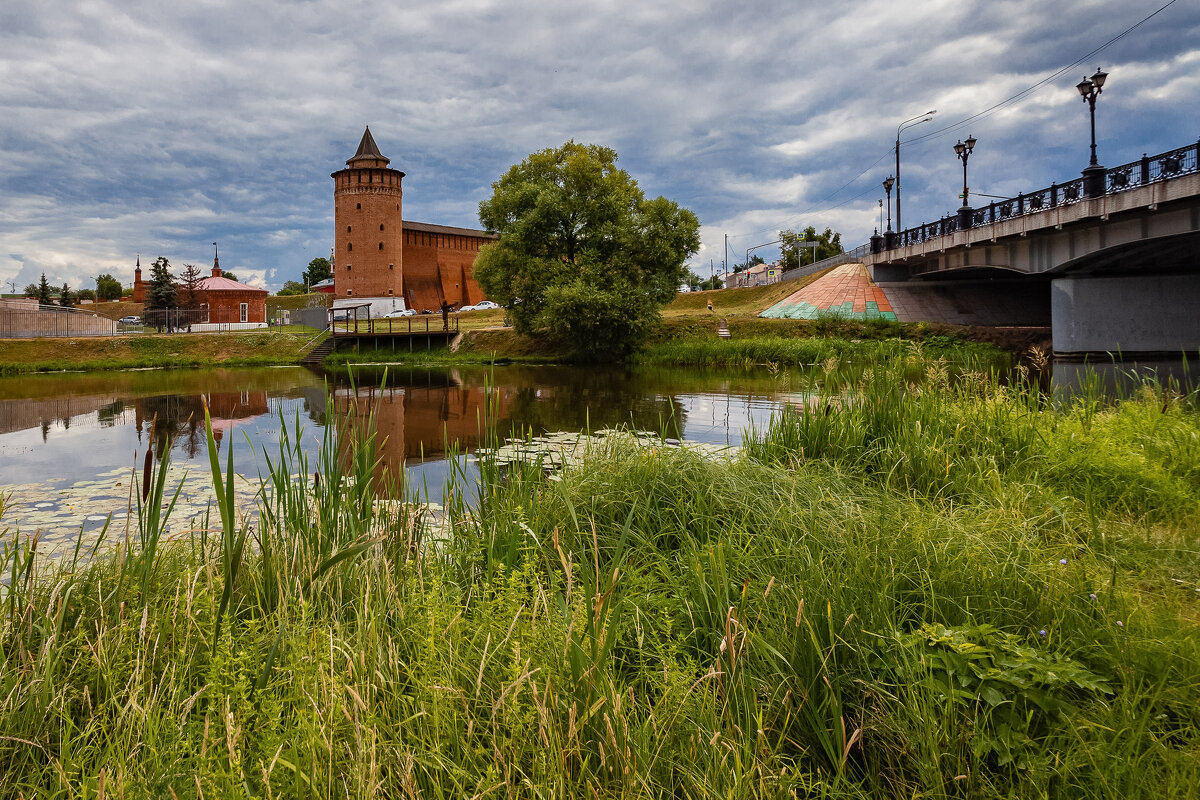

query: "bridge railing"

left=890, top=139, right=1200, bottom=249
left=779, top=242, right=871, bottom=283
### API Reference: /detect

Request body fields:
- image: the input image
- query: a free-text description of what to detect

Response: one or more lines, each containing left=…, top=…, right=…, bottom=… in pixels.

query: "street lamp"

left=895, top=110, right=936, bottom=232
left=1077, top=67, right=1109, bottom=197
left=882, top=175, right=896, bottom=248
left=954, top=135, right=977, bottom=228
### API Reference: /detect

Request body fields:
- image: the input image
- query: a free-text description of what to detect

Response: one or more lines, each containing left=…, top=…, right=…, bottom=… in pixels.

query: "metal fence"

left=0, top=303, right=117, bottom=338
left=141, top=307, right=269, bottom=332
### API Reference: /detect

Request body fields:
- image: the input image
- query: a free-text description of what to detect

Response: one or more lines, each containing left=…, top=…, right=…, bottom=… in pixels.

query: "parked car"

left=118, top=316, right=141, bottom=325
left=384, top=308, right=417, bottom=317
left=472, top=300, right=501, bottom=311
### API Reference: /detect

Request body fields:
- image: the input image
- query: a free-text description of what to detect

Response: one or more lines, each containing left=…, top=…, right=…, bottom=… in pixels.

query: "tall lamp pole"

left=954, top=135, right=977, bottom=229
left=895, top=109, right=936, bottom=233
left=1077, top=67, right=1109, bottom=197
left=882, top=176, right=896, bottom=248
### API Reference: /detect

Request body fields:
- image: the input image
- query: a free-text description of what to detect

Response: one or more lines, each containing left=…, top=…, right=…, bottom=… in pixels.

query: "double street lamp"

left=1077, top=67, right=1109, bottom=196
left=953, top=135, right=977, bottom=228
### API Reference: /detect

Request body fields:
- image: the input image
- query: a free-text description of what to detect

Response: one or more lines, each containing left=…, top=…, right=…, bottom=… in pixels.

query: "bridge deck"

left=330, top=316, right=459, bottom=338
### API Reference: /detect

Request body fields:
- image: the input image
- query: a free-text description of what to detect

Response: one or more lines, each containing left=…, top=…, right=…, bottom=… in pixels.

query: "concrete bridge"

left=864, top=141, right=1200, bottom=355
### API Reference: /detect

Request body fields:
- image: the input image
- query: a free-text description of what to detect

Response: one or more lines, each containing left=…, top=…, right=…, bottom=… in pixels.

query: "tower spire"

left=347, top=126, right=390, bottom=166
left=212, top=242, right=221, bottom=278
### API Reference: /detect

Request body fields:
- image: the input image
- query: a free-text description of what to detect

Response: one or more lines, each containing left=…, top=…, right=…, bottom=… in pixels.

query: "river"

left=0, top=363, right=811, bottom=554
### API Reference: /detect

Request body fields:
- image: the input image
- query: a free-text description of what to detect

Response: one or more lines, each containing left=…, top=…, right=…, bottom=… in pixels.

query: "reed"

left=0, top=358, right=1196, bottom=797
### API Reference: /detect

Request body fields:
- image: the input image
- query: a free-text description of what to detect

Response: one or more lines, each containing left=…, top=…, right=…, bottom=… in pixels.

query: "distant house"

left=311, top=278, right=336, bottom=294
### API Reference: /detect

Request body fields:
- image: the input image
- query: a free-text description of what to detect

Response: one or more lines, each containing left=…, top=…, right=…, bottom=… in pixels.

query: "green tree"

left=178, top=264, right=203, bottom=308
left=77, top=288, right=96, bottom=302
left=733, top=254, right=765, bottom=274
left=95, top=273, right=123, bottom=302
left=146, top=257, right=176, bottom=310
left=221, top=271, right=237, bottom=282
left=37, top=273, right=52, bottom=305
left=474, top=141, right=700, bottom=359
left=302, top=257, right=332, bottom=287
left=779, top=226, right=843, bottom=271
left=277, top=280, right=309, bottom=296
left=23, top=283, right=38, bottom=297
left=59, top=283, right=72, bottom=307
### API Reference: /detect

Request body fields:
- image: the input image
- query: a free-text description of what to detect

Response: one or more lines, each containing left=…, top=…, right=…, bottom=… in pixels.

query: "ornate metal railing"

left=887, top=139, right=1200, bottom=250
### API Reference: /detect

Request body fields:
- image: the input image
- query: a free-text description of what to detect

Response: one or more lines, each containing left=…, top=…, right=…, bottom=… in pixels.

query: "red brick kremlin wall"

left=331, top=128, right=495, bottom=311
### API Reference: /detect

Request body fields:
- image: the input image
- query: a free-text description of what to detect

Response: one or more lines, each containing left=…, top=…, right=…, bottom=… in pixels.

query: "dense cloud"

left=0, top=0, right=1196, bottom=291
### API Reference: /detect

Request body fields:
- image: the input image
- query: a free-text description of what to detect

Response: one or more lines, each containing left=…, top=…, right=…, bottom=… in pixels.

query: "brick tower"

left=331, top=127, right=405, bottom=298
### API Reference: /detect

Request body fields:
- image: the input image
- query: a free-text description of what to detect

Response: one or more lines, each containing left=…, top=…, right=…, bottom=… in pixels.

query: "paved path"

left=761, top=264, right=896, bottom=320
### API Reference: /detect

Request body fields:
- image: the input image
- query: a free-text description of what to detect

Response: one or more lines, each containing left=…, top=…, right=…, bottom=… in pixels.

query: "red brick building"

left=131, top=252, right=268, bottom=327
left=331, top=127, right=496, bottom=311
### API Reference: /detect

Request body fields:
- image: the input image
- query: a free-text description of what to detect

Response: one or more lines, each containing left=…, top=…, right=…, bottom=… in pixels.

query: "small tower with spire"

left=331, top=126, right=405, bottom=299
left=212, top=242, right=222, bottom=278
left=132, top=255, right=145, bottom=303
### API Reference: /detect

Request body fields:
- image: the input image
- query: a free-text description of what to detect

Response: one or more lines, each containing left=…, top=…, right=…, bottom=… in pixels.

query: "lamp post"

left=953, top=135, right=977, bottom=229
left=1077, top=67, right=1109, bottom=197
left=895, top=110, right=936, bottom=233
left=883, top=176, right=896, bottom=248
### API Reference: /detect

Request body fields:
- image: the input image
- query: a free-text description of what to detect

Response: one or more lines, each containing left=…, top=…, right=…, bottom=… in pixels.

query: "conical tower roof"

left=347, top=126, right=390, bottom=166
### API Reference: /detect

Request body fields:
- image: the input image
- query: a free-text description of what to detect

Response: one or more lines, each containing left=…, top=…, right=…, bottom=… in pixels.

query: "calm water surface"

left=0, top=364, right=809, bottom=549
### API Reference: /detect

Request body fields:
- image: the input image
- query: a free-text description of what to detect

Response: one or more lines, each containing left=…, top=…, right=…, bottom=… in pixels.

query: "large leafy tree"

left=474, top=141, right=700, bottom=359
left=146, top=257, right=176, bottom=310
left=95, top=273, right=123, bottom=302
left=302, top=257, right=332, bottom=286
left=779, top=226, right=843, bottom=271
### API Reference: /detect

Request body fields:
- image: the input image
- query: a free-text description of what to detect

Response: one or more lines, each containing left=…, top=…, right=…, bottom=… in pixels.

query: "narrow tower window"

left=379, top=224, right=384, bottom=231
left=378, top=242, right=383, bottom=250
left=347, top=243, right=352, bottom=252
left=347, top=225, right=351, bottom=232
left=356, top=203, right=361, bottom=209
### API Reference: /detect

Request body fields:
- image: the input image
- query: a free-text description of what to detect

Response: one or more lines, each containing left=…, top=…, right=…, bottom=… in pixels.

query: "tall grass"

left=0, top=355, right=1197, bottom=797
left=635, top=334, right=1006, bottom=368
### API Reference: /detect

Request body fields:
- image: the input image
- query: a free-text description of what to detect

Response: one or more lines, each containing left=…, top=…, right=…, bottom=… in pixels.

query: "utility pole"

left=724, top=234, right=729, bottom=275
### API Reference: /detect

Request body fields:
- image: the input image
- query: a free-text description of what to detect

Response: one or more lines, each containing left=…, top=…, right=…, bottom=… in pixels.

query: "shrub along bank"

left=0, top=354, right=1197, bottom=796
left=0, top=330, right=321, bottom=374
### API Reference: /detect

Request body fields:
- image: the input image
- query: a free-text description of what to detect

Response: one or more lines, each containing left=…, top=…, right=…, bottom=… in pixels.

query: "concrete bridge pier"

left=1051, top=272, right=1200, bottom=355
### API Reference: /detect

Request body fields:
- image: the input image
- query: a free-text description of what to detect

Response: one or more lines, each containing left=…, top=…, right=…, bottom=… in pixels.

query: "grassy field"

left=0, top=329, right=324, bottom=374
left=0, top=353, right=1196, bottom=796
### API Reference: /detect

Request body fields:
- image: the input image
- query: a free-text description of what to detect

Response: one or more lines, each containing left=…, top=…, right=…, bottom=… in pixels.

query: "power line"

left=905, top=0, right=1179, bottom=145
left=724, top=0, right=1180, bottom=242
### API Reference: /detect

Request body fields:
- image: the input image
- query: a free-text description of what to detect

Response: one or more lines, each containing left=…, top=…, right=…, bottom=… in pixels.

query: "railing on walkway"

left=330, top=314, right=460, bottom=336
left=886, top=140, right=1200, bottom=250
left=779, top=242, right=870, bottom=283
left=0, top=303, right=117, bottom=338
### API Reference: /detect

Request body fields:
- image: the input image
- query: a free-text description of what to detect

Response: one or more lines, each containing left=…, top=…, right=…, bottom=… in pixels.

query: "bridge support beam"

left=1051, top=273, right=1200, bottom=355
left=870, top=262, right=911, bottom=282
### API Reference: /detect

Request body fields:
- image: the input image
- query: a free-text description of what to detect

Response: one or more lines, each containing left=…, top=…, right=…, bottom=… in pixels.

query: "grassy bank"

left=1, top=356, right=1197, bottom=796
left=0, top=330, right=322, bottom=374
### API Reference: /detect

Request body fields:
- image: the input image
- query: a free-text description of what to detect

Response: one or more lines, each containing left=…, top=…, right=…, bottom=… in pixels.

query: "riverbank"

left=324, top=316, right=1015, bottom=368
left=1, top=356, right=1196, bottom=796
left=0, top=329, right=321, bottom=374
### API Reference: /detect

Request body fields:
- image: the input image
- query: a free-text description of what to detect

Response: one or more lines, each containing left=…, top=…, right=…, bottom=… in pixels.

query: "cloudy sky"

left=1, top=0, right=1197, bottom=292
